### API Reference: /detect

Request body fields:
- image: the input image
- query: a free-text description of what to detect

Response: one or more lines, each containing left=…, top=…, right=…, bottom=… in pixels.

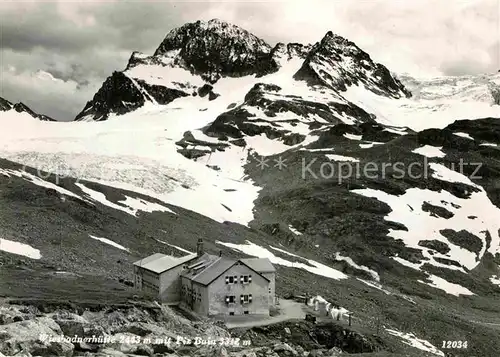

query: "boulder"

left=0, top=317, right=74, bottom=356
left=74, top=340, right=99, bottom=353
left=201, top=324, right=231, bottom=340
left=51, top=312, right=88, bottom=337
left=83, top=325, right=107, bottom=339
left=0, top=306, right=21, bottom=325
left=326, top=346, right=343, bottom=356
left=273, top=342, right=298, bottom=356
left=308, top=350, right=325, bottom=357
left=295, top=345, right=305, bottom=356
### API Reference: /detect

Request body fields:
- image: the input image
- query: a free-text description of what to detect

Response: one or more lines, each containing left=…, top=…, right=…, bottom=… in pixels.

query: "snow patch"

left=155, top=236, right=193, bottom=254
left=343, top=133, right=362, bottom=140
left=429, top=162, right=479, bottom=188
left=358, top=279, right=391, bottom=295
left=215, top=240, right=348, bottom=280
left=325, top=154, right=359, bottom=162
left=299, top=148, right=335, bottom=152
left=393, top=257, right=474, bottom=296
left=288, top=225, right=303, bottom=236
left=490, top=275, right=500, bottom=287
left=76, top=183, right=175, bottom=217
left=0, top=238, right=41, bottom=259
left=89, top=235, right=129, bottom=252
left=359, top=142, right=384, bottom=149
left=119, top=196, right=176, bottom=216
left=334, top=253, right=379, bottom=281
left=2, top=169, right=83, bottom=201
left=417, top=274, right=474, bottom=296
left=386, top=328, right=445, bottom=356
left=412, top=145, right=446, bottom=158
left=453, top=132, right=474, bottom=140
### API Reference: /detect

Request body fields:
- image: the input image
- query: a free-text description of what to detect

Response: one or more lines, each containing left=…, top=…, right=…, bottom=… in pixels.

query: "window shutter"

left=249, top=294, right=253, bottom=302
left=240, top=295, right=244, bottom=303
left=249, top=275, right=252, bottom=283
left=234, top=275, right=238, bottom=284
left=225, top=276, right=229, bottom=284
left=225, top=296, right=229, bottom=303
left=240, top=276, right=244, bottom=283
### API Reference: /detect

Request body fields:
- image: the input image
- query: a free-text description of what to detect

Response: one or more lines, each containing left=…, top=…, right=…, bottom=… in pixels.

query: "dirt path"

left=225, top=299, right=307, bottom=329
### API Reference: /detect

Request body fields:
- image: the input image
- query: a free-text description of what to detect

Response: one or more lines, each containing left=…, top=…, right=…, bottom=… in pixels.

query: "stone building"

left=133, top=239, right=276, bottom=317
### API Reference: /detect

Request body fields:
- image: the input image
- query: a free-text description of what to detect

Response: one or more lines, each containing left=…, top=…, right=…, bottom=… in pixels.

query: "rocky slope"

left=1, top=298, right=401, bottom=357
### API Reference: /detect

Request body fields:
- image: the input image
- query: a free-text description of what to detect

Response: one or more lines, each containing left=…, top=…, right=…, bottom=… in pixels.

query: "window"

left=269, top=288, right=272, bottom=294
left=225, top=295, right=236, bottom=304
left=244, top=311, right=249, bottom=315
left=240, top=275, right=252, bottom=284
left=229, top=312, right=235, bottom=316
left=240, top=294, right=252, bottom=304
left=225, top=276, right=238, bottom=284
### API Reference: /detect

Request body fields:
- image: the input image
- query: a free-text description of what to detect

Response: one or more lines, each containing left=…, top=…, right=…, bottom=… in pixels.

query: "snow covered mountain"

left=2, top=18, right=500, bottom=357
left=74, top=19, right=408, bottom=123
left=0, top=96, right=55, bottom=122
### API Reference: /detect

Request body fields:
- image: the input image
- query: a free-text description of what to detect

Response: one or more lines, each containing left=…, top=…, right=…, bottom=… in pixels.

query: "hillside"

left=1, top=18, right=500, bottom=357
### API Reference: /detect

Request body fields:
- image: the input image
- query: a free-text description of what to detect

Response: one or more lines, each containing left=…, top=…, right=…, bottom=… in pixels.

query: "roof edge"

left=135, top=253, right=198, bottom=274
left=198, top=259, right=271, bottom=286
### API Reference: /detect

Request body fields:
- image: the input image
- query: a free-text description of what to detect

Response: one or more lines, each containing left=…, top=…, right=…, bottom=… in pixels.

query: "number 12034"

left=442, top=340, right=468, bottom=349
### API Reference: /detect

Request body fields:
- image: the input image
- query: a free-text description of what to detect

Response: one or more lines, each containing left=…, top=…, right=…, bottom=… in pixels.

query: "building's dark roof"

left=134, top=253, right=197, bottom=274
left=181, top=255, right=273, bottom=286
left=240, top=258, right=275, bottom=273
left=180, top=253, right=218, bottom=279
left=190, top=258, right=237, bottom=285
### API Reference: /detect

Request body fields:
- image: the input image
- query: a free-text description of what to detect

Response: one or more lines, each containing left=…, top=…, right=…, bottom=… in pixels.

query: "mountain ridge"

left=0, top=96, right=56, bottom=121
left=74, top=18, right=411, bottom=122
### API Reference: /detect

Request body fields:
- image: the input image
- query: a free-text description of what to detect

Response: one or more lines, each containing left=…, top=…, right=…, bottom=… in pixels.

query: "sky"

left=0, top=0, right=499, bottom=121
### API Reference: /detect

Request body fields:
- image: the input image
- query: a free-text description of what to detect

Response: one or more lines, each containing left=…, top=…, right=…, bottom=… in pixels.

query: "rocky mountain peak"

left=0, top=96, right=13, bottom=111
left=153, top=19, right=273, bottom=81
left=0, top=96, right=55, bottom=121
left=74, top=72, right=146, bottom=122
left=320, top=32, right=369, bottom=60
left=75, top=20, right=413, bottom=121
left=13, top=102, right=37, bottom=116
left=74, top=71, right=189, bottom=121
left=155, top=19, right=271, bottom=55
left=294, top=31, right=411, bottom=98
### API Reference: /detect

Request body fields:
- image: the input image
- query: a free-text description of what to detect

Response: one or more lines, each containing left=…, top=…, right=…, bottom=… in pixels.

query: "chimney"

left=196, top=239, right=204, bottom=257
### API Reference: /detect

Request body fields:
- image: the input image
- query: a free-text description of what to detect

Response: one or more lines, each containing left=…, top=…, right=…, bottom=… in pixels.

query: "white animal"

left=307, top=295, right=350, bottom=321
